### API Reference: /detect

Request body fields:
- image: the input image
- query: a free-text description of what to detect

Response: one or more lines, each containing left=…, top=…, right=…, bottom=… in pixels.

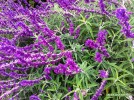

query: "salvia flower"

left=94, top=52, right=103, bottom=63
left=69, top=22, right=74, bottom=36
left=99, top=0, right=110, bottom=15
left=85, top=39, right=98, bottom=49
left=85, top=30, right=109, bottom=63
left=96, top=30, right=108, bottom=46
left=99, top=70, right=108, bottom=78
left=44, top=67, right=52, bottom=80
left=64, top=50, right=73, bottom=59
left=116, top=8, right=129, bottom=22
left=99, top=46, right=110, bottom=58
left=116, top=8, right=134, bottom=38
left=74, top=26, right=80, bottom=39
left=57, top=0, right=76, bottom=8
left=91, top=70, right=108, bottom=100
left=0, top=86, right=20, bottom=100
left=54, top=63, right=66, bottom=74
left=54, top=58, right=81, bottom=75
left=55, top=36, right=65, bottom=50
left=29, top=95, right=41, bottom=100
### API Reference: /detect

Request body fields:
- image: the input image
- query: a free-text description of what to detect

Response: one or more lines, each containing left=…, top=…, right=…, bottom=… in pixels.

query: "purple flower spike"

left=116, top=8, right=129, bottom=21
left=55, top=37, right=65, bottom=50
left=99, top=46, right=110, bottom=58
left=85, top=39, right=98, bottom=49
left=116, top=8, right=134, bottom=38
left=64, top=51, right=73, bottom=59
left=91, top=70, right=108, bottom=100
left=95, top=52, right=103, bottom=63
left=99, top=70, right=108, bottom=78
left=44, top=67, right=52, bottom=74
left=29, top=95, right=41, bottom=100
left=69, top=22, right=74, bottom=36
left=44, top=67, right=52, bottom=80
left=99, top=0, right=110, bottom=15
left=85, top=30, right=109, bottom=63
left=54, top=58, right=81, bottom=75
left=96, top=30, right=108, bottom=46
left=74, top=26, right=80, bottom=39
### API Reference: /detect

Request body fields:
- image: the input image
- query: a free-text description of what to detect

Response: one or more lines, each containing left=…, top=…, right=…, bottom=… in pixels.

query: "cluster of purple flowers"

left=44, top=51, right=82, bottom=79
left=29, top=95, right=41, bottom=100
left=85, top=30, right=110, bottom=62
left=57, top=0, right=76, bottom=8
left=69, top=22, right=81, bottom=39
left=116, top=8, right=134, bottom=38
left=0, top=0, right=82, bottom=99
left=54, top=58, right=81, bottom=75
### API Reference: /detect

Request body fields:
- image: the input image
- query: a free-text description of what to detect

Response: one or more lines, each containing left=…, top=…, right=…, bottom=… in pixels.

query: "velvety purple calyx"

left=99, top=0, right=110, bottom=15
left=54, top=58, right=81, bottom=75
left=85, top=39, right=98, bottom=49
left=116, top=8, right=129, bottom=21
left=85, top=30, right=109, bottom=63
left=44, top=67, right=52, bottom=80
left=64, top=51, right=73, bottom=59
left=74, top=26, right=80, bottom=39
left=116, top=8, right=134, bottom=38
left=99, top=46, right=110, bottom=58
left=94, top=52, right=103, bottom=63
left=29, top=95, right=41, bottom=100
left=69, top=22, right=74, bottom=36
left=96, top=30, right=108, bottom=46
left=65, top=58, right=81, bottom=75
left=19, top=79, right=41, bottom=87
left=99, top=70, right=108, bottom=78
left=55, top=36, right=65, bottom=50
left=57, top=0, right=76, bottom=8
left=54, top=63, right=66, bottom=74
left=44, top=67, right=52, bottom=74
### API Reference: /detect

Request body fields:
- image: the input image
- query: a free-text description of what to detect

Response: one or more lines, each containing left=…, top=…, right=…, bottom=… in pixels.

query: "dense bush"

left=0, top=0, right=134, bottom=100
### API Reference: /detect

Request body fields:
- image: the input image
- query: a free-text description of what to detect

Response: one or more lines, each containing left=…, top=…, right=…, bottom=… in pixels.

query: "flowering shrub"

left=0, top=0, right=134, bottom=100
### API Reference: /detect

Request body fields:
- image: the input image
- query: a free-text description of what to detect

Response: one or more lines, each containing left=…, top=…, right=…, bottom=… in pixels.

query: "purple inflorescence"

left=116, top=8, right=134, bottom=38
left=99, top=0, right=111, bottom=16
left=44, top=67, right=52, bottom=80
left=57, top=0, right=76, bottom=8
left=99, top=70, right=108, bottom=78
left=29, top=95, right=41, bottom=100
left=54, top=58, right=81, bottom=75
left=95, top=52, right=103, bottom=63
left=85, top=39, right=98, bottom=49
left=0, top=0, right=83, bottom=98
left=96, top=30, right=108, bottom=46
left=74, top=26, right=80, bottom=39
left=91, top=70, right=108, bottom=100
left=85, top=30, right=110, bottom=63
left=55, top=36, right=65, bottom=50
left=69, top=22, right=74, bottom=36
